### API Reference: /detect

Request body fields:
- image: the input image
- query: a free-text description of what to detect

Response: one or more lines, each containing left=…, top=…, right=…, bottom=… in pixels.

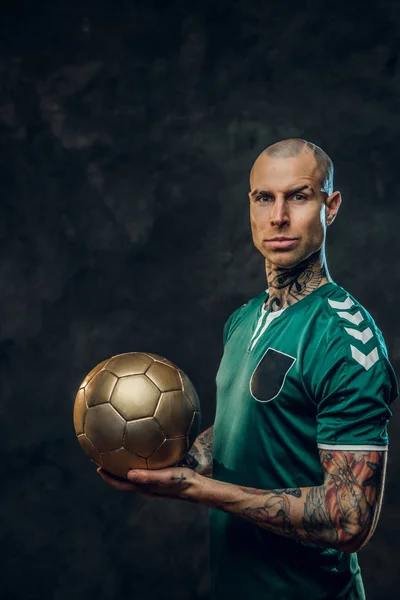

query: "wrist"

left=183, top=471, right=211, bottom=504
left=185, top=473, right=238, bottom=509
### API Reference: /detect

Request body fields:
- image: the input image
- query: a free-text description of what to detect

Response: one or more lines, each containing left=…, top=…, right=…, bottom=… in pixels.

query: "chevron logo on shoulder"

left=350, top=345, right=379, bottom=371
left=328, top=297, right=379, bottom=370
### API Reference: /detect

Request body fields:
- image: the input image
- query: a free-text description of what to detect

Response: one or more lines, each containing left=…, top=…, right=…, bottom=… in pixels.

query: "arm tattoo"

left=273, top=488, right=302, bottom=498
left=179, top=445, right=201, bottom=470
left=178, top=426, right=213, bottom=476
left=317, top=449, right=383, bottom=545
left=198, top=428, right=213, bottom=473
left=218, top=450, right=384, bottom=551
left=241, top=494, right=300, bottom=538
left=302, top=486, right=338, bottom=544
left=240, top=487, right=302, bottom=498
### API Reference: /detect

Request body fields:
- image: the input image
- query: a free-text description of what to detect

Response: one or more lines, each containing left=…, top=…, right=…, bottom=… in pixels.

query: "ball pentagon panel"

left=111, top=375, right=161, bottom=420
left=105, top=352, right=153, bottom=377
left=124, top=418, right=165, bottom=458
left=154, top=390, right=194, bottom=438
left=73, top=388, right=87, bottom=435
left=147, top=437, right=188, bottom=469
left=85, top=370, right=118, bottom=407
left=101, top=448, right=147, bottom=477
left=85, top=404, right=126, bottom=453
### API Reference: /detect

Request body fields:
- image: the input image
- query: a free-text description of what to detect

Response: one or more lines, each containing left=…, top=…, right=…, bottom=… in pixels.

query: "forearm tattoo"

left=179, top=426, right=213, bottom=476
left=224, top=450, right=384, bottom=550
left=315, top=449, right=383, bottom=548
left=302, top=485, right=338, bottom=545
left=240, top=492, right=302, bottom=539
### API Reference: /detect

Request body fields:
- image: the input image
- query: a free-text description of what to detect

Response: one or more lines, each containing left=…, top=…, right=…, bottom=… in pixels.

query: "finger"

left=127, top=469, right=152, bottom=483
left=97, top=467, right=140, bottom=492
left=97, top=468, right=156, bottom=496
left=127, top=468, right=174, bottom=484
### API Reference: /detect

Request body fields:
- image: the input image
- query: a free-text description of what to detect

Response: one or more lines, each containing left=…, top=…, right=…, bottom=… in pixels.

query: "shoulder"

left=306, top=283, right=398, bottom=401
left=314, top=283, right=389, bottom=360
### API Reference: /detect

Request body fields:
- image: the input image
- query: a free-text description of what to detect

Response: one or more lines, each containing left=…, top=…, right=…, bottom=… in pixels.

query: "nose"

left=270, top=199, right=289, bottom=228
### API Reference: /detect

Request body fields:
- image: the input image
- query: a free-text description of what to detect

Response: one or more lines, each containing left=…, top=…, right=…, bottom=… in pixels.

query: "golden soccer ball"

left=73, top=352, right=201, bottom=477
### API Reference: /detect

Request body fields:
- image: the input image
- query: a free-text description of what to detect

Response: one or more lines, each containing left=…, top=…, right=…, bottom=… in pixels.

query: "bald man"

left=99, top=139, right=398, bottom=600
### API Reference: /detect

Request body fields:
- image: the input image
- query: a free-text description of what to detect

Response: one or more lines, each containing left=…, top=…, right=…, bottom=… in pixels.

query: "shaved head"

left=252, top=138, right=334, bottom=195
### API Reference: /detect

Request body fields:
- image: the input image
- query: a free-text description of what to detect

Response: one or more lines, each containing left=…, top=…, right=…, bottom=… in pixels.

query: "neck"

left=265, top=251, right=330, bottom=312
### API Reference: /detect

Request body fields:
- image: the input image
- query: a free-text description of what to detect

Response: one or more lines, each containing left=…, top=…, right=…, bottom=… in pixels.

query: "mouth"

left=263, top=237, right=298, bottom=249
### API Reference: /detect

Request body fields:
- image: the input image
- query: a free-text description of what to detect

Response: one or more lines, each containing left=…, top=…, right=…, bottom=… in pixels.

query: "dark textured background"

left=1, top=1, right=400, bottom=599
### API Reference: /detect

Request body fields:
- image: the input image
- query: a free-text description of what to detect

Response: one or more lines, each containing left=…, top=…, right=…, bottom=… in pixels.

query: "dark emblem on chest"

left=250, top=347, right=296, bottom=403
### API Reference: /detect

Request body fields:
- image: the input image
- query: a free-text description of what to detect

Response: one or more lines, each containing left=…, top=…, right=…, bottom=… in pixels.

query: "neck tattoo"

left=265, top=254, right=327, bottom=312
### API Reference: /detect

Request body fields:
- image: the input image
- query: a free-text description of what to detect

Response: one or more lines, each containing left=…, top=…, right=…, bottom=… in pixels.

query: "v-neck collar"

left=248, top=282, right=339, bottom=352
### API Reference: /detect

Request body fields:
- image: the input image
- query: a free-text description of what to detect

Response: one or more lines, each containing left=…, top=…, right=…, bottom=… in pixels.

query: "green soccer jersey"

left=210, top=282, right=398, bottom=600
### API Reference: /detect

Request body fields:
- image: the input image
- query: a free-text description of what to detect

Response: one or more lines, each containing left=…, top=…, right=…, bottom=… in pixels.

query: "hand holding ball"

left=73, top=352, right=201, bottom=477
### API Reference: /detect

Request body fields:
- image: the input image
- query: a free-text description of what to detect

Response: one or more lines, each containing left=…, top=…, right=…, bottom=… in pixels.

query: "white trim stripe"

left=344, top=326, right=373, bottom=344
left=318, top=443, right=388, bottom=451
left=249, top=311, right=268, bottom=348
left=337, top=310, right=364, bottom=326
left=249, top=310, right=284, bottom=352
left=328, top=297, right=354, bottom=310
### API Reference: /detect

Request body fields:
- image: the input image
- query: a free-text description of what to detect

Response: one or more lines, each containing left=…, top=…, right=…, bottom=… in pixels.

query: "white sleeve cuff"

left=317, top=443, right=388, bottom=451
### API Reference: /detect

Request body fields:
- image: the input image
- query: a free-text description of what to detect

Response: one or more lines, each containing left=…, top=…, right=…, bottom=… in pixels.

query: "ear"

left=325, top=191, right=342, bottom=226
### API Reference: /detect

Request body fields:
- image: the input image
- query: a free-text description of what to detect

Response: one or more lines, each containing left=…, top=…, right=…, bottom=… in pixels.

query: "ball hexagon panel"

left=105, top=353, right=153, bottom=377
left=154, top=390, right=194, bottom=438
left=85, top=404, right=126, bottom=453
left=180, top=372, right=200, bottom=411
left=85, top=370, right=118, bottom=407
left=124, top=417, right=165, bottom=458
left=187, top=411, right=201, bottom=449
left=145, top=361, right=182, bottom=392
left=147, top=437, right=188, bottom=469
left=101, top=448, right=147, bottom=477
left=77, top=433, right=102, bottom=466
left=111, top=374, right=160, bottom=420
left=73, top=388, right=86, bottom=435
left=80, top=359, right=109, bottom=389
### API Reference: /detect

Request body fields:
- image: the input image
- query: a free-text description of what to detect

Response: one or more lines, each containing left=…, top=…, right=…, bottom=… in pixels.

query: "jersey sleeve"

left=310, top=328, right=397, bottom=450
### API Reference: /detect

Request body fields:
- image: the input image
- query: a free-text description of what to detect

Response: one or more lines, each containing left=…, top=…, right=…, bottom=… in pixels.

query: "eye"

left=293, top=194, right=307, bottom=201
left=257, top=194, right=272, bottom=204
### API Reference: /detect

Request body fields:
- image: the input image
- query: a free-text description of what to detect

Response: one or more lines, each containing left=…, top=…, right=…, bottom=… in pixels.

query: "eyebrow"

left=249, top=185, right=314, bottom=197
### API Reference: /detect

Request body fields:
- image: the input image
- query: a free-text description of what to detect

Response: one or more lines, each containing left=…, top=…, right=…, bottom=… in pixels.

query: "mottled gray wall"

left=1, top=1, right=400, bottom=599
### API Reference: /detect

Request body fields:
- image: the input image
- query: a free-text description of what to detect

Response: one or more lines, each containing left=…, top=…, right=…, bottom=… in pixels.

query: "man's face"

left=249, top=151, right=338, bottom=269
